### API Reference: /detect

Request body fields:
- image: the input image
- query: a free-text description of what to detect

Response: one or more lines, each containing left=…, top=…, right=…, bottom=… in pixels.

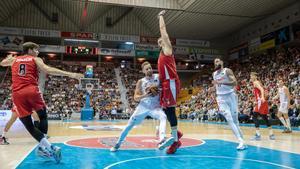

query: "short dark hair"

left=23, top=42, right=39, bottom=53
left=141, top=61, right=150, bottom=69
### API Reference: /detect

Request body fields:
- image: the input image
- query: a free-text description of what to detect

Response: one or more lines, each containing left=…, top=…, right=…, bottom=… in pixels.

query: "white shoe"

left=51, top=145, right=62, bottom=164
left=236, top=142, right=247, bottom=151
left=36, top=146, right=52, bottom=158
left=158, top=137, right=175, bottom=150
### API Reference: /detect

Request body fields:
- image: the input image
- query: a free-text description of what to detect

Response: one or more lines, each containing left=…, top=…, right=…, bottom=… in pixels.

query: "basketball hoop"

left=79, top=78, right=100, bottom=91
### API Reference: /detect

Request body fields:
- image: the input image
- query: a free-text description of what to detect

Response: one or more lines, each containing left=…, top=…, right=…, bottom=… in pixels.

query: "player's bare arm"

left=0, top=54, right=16, bottom=67
left=134, top=80, right=151, bottom=102
left=34, top=57, right=83, bottom=80
left=158, top=10, right=172, bottom=56
left=223, top=68, right=237, bottom=86
left=254, top=81, right=265, bottom=102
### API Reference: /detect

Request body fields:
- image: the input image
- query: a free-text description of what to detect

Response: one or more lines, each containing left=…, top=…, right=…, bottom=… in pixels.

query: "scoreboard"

left=66, top=46, right=98, bottom=55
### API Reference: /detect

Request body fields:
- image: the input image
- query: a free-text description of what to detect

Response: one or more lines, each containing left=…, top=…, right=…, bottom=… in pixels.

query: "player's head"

left=141, top=61, right=153, bottom=77
left=23, top=42, right=39, bottom=57
left=278, top=78, right=284, bottom=87
left=157, top=38, right=163, bottom=48
left=250, top=72, right=258, bottom=81
left=214, top=58, right=223, bottom=70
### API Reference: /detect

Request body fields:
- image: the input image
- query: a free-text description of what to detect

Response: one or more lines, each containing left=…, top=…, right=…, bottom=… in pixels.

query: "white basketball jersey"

left=139, top=74, right=160, bottom=108
left=213, top=68, right=235, bottom=95
left=279, top=87, right=288, bottom=103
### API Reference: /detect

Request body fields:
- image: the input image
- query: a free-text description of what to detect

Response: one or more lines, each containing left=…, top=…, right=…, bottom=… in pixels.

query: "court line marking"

left=217, top=138, right=300, bottom=155
left=103, top=155, right=295, bottom=169
left=14, top=145, right=37, bottom=169
left=63, top=136, right=205, bottom=150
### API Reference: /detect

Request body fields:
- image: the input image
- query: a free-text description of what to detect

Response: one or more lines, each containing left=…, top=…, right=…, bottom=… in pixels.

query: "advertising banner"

left=176, top=39, right=210, bottom=47
left=274, top=26, right=290, bottom=45
left=100, top=33, right=140, bottom=42
left=140, top=36, right=176, bottom=45
left=0, top=35, right=23, bottom=51
left=39, top=45, right=65, bottom=53
left=99, top=48, right=135, bottom=56
left=61, top=32, right=96, bottom=39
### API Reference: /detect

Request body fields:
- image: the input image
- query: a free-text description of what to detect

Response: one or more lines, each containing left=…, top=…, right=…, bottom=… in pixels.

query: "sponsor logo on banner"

left=259, top=39, right=275, bottom=51
left=260, top=32, right=275, bottom=43
left=135, top=44, right=189, bottom=55
left=189, top=54, right=219, bottom=61
left=135, top=44, right=160, bottom=51
left=0, top=27, right=60, bottom=37
left=61, top=32, right=96, bottom=39
left=39, top=45, right=65, bottom=53
left=275, top=26, right=290, bottom=45
left=173, top=46, right=189, bottom=55
left=135, top=50, right=159, bottom=59
left=100, top=34, right=140, bottom=42
left=48, top=113, right=61, bottom=120
left=0, top=110, right=23, bottom=126
left=0, top=27, right=20, bottom=35
left=176, top=39, right=210, bottom=47
left=20, top=28, right=60, bottom=37
left=0, top=35, right=23, bottom=50
left=189, top=47, right=221, bottom=55
left=140, top=36, right=176, bottom=45
left=99, top=48, right=135, bottom=56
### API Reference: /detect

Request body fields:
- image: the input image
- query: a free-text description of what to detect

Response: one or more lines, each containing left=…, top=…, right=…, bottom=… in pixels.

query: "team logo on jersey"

left=0, top=111, right=7, bottom=116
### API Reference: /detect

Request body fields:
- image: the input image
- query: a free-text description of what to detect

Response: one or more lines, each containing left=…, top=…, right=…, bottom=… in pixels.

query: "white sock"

left=39, top=138, right=52, bottom=149
left=256, top=130, right=260, bottom=136
left=238, top=137, right=244, bottom=143
left=269, top=129, right=273, bottom=136
left=286, top=118, right=291, bottom=130
left=2, top=131, right=6, bottom=137
left=171, top=127, right=178, bottom=142
left=279, top=117, right=287, bottom=128
left=158, top=116, right=167, bottom=142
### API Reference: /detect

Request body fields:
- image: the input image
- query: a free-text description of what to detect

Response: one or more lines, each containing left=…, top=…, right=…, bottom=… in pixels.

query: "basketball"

left=148, top=86, right=159, bottom=96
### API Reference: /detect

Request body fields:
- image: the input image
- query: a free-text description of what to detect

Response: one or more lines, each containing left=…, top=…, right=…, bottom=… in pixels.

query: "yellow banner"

left=259, top=39, right=275, bottom=51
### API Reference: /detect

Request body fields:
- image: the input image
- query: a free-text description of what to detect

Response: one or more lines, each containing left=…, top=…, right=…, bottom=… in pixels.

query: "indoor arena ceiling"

left=0, top=0, right=297, bottom=40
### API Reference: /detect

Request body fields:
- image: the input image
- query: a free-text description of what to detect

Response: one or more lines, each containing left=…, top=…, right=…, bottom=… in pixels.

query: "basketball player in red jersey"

left=156, top=10, right=183, bottom=154
left=0, top=42, right=83, bottom=163
left=1, top=73, right=48, bottom=145
left=250, top=72, right=275, bottom=140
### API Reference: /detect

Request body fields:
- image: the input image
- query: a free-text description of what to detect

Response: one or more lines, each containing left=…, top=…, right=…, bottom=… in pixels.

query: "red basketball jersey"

left=253, top=87, right=261, bottom=101
left=157, top=51, right=179, bottom=81
left=11, top=55, right=39, bottom=92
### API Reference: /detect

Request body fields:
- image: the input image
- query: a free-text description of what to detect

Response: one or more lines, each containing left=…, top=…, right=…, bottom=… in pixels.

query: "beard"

left=146, top=71, right=153, bottom=77
left=214, top=64, right=222, bottom=70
